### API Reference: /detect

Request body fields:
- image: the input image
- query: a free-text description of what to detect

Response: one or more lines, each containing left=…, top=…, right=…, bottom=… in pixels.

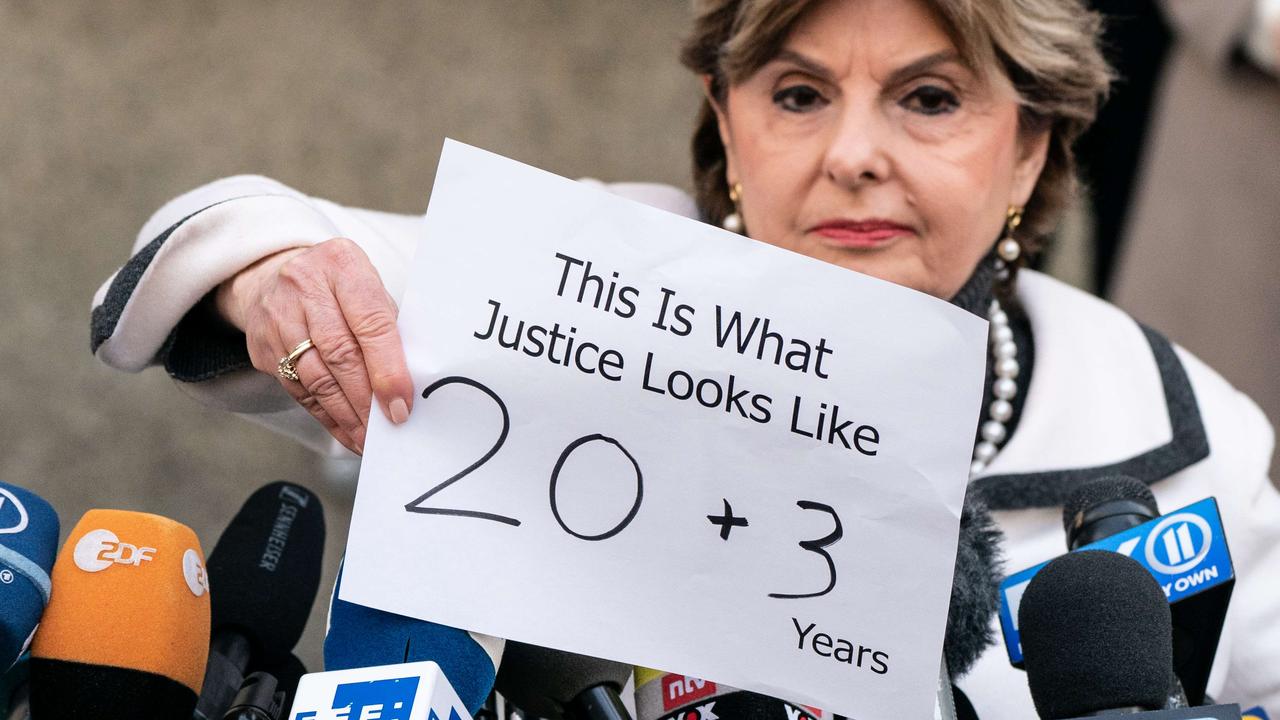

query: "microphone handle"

left=224, top=710, right=275, bottom=720
left=221, top=671, right=285, bottom=720
left=1166, top=676, right=1189, bottom=710
left=475, top=692, right=499, bottom=720
left=1069, top=510, right=1151, bottom=549
left=569, top=685, right=631, bottom=720
left=212, top=631, right=253, bottom=671
left=195, top=631, right=254, bottom=720
left=4, top=682, right=28, bottom=720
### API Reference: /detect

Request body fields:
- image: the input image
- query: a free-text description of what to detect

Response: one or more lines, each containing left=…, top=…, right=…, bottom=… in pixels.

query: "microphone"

left=2, top=654, right=30, bottom=720
left=999, top=481, right=1233, bottom=705
left=324, top=560, right=502, bottom=714
left=221, top=656, right=308, bottom=720
left=1057, top=706, right=1243, bottom=719
left=196, top=481, right=325, bottom=720
left=223, top=671, right=287, bottom=720
left=29, top=509, right=212, bottom=719
left=0, top=482, right=59, bottom=670
left=1064, top=477, right=1191, bottom=708
left=262, top=653, right=307, bottom=716
left=494, top=643, right=631, bottom=720
left=1062, top=476, right=1159, bottom=550
left=286, top=660, right=472, bottom=720
left=1018, top=550, right=1174, bottom=718
left=943, top=494, right=1004, bottom=680
left=634, top=670, right=824, bottom=720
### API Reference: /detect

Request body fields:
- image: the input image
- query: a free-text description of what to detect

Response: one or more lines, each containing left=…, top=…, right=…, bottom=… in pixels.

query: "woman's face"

left=713, top=0, right=1050, bottom=299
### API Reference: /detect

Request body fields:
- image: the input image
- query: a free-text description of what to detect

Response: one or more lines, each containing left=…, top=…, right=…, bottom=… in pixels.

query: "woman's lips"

left=809, top=219, right=914, bottom=248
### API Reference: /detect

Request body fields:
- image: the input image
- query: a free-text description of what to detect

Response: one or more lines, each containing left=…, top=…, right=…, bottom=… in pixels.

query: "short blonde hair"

left=681, top=0, right=1113, bottom=257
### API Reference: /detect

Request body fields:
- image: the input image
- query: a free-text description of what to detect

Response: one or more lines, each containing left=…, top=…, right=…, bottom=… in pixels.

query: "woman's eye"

left=902, top=85, right=959, bottom=116
left=772, top=84, right=827, bottom=113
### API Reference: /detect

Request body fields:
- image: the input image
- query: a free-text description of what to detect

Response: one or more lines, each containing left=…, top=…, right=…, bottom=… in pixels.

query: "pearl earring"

left=722, top=182, right=744, bottom=233
left=997, top=206, right=1023, bottom=262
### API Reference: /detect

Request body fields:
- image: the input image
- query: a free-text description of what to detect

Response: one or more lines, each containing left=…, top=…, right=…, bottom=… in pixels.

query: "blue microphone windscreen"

left=0, top=482, right=59, bottom=667
left=323, top=563, right=496, bottom=713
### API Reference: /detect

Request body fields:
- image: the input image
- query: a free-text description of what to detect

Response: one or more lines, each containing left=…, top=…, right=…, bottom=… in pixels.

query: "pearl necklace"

left=970, top=296, right=1019, bottom=476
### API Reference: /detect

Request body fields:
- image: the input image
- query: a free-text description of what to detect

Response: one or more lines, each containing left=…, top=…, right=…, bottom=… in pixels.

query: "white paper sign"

left=343, top=140, right=987, bottom=719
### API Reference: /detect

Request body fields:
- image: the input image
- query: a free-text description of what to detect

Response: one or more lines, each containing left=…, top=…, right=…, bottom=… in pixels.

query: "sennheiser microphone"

left=1019, top=550, right=1174, bottom=718
left=0, top=482, right=59, bottom=671
left=324, top=560, right=503, bottom=714
left=494, top=643, right=632, bottom=720
left=195, top=481, right=325, bottom=720
left=29, top=509, right=212, bottom=719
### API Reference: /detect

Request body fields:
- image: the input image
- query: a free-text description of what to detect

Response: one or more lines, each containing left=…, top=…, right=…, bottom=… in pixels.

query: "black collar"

left=967, top=280, right=1209, bottom=511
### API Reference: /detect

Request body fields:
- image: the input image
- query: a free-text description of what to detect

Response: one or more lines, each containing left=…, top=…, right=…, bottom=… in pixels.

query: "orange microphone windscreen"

left=30, top=509, right=211, bottom=719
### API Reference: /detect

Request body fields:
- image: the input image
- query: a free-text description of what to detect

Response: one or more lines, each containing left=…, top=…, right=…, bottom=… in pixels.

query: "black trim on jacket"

left=89, top=199, right=253, bottom=381
left=971, top=324, right=1209, bottom=510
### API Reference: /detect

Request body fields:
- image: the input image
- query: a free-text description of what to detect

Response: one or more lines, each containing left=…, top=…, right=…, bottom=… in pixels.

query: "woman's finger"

left=279, top=374, right=361, bottom=455
left=327, top=239, right=415, bottom=424
left=300, top=295, right=377, bottom=432
left=247, top=315, right=360, bottom=454
left=275, top=240, right=380, bottom=431
left=284, top=331, right=368, bottom=453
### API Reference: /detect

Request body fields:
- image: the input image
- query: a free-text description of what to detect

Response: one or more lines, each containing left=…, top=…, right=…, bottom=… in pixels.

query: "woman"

left=91, top=0, right=1280, bottom=716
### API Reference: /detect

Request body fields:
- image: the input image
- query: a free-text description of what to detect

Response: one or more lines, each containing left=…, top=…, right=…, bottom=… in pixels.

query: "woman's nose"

left=821, top=104, right=893, bottom=190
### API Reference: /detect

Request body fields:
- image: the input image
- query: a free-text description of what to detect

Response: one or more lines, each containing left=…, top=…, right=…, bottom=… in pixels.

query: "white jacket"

left=92, top=176, right=1280, bottom=718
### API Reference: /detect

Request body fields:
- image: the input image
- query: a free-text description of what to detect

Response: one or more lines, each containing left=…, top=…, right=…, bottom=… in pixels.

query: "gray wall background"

left=0, top=1, right=700, bottom=671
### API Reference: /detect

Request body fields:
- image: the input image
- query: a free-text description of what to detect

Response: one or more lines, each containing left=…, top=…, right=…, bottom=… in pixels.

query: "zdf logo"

left=73, top=529, right=157, bottom=572
left=183, top=548, right=210, bottom=597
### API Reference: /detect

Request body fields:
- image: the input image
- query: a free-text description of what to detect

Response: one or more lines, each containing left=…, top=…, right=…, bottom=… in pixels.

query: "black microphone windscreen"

left=207, top=481, right=325, bottom=667
left=1062, top=475, right=1157, bottom=535
left=1019, top=550, right=1173, bottom=719
left=944, top=495, right=1004, bottom=679
left=495, top=642, right=632, bottom=720
left=29, top=660, right=198, bottom=719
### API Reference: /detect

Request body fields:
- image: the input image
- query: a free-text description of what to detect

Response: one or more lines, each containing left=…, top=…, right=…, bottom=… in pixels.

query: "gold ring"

left=277, top=338, right=315, bottom=381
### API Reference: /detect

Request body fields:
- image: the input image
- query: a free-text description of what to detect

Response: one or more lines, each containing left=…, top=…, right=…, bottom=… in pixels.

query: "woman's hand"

left=216, top=238, right=414, bottom=454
